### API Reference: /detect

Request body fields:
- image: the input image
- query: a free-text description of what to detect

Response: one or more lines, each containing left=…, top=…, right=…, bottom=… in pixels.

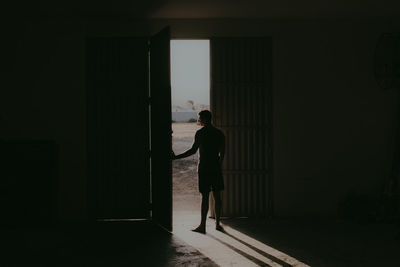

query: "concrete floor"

left=174, top=214, right=310, bottom=266
left=173, top=216, right=400, bottom=266
left=221, top=218, right=400, bottom=267
left=1, top=219, right=399, bottom=266
left=0, top=221, right=217, bottom=266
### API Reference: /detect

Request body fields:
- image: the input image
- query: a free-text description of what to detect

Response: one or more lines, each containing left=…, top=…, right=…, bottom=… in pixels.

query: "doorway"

left=86, top=33, right=272, bottom=231
left=170, top=40, right=210, bottom=229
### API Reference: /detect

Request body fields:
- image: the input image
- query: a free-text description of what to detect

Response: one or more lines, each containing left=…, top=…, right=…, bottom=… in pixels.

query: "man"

left=172, top=110, right=225, bottom=233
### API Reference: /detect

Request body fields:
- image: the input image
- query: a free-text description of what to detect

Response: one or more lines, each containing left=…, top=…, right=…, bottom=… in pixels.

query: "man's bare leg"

left=192, top=191, right=209, bottom=234
left=213, top=190, right=223, bottom=231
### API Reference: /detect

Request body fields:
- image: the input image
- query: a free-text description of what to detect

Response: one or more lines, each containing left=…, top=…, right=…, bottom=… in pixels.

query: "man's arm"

left=173, top=132, right=200, bottom=160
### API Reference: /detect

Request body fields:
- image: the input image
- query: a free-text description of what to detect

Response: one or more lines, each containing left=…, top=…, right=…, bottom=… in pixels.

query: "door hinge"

left=147, top=97, right=152, bottom=105
left=149, top=202, right=152, bottom=210
left=148, top=150, right=152, bottom=157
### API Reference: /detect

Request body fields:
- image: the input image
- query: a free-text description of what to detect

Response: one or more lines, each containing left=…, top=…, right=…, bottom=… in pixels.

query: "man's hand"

left=171, top=151, right=177, bottom=160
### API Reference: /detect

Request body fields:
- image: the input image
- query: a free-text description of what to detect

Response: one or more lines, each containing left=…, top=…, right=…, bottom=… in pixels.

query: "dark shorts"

left=198, top=171, right=224, bottom=193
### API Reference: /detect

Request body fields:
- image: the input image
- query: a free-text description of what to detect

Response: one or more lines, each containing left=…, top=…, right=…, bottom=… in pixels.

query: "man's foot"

left=191, top=225, right=206, bottom=234
left=215, top=225, right=224, bottom=232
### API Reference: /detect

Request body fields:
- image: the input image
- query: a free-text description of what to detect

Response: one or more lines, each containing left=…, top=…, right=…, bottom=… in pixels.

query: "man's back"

left=171, top=110, right=225, bottom=233
left=195, top=125, right=224, bottom=172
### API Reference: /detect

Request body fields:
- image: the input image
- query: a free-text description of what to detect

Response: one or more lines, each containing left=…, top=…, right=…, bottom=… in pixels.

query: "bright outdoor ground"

left=172, top=122, right=201, bottom=217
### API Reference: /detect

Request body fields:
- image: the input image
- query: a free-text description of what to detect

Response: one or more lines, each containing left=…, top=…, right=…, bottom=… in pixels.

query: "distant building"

left=172, top=111, right=198, bottom=122
left=171, top=104, right=209, bottom=122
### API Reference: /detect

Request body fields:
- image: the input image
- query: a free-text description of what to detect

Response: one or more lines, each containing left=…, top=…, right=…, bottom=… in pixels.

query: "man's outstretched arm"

left=173, top=133, right=200, bottom=160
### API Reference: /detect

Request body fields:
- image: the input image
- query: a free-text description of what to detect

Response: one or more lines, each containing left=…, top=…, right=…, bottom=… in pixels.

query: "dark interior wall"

left=271, top=21, right=399, bottom=216
left=1, top=17, right=399, bottom=221
left=1, top=20, right=87, bottom=221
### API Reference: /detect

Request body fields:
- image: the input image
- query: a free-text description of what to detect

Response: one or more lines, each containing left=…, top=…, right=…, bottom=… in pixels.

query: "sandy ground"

left=172, top=122, right=202, bottom=217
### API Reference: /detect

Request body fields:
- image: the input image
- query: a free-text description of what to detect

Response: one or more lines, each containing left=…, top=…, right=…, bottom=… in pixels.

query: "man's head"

left=198, top=110, right=212, bottom=126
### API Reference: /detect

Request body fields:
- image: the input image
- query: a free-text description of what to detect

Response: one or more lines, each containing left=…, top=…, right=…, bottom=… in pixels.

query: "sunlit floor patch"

left=173, top=215, right=310, bottom=267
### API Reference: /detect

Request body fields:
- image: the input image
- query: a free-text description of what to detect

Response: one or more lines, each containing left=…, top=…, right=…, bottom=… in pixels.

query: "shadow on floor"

left=221, top=217, right=400, bottom=267
left=0, top=221, right=217, bottom=266
left=173, top=213, right=302, bottom=266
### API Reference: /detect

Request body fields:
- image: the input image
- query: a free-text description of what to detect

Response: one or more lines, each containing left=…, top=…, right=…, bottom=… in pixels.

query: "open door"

left=87, top=29, right=173, bottom=227
left=150, top=27, right=173, bottom=231
left=87, top=37, right=150, bottom=220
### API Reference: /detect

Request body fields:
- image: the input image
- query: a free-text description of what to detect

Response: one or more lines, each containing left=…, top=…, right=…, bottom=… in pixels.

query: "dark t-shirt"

left=194, top=125, right=225, bottom=173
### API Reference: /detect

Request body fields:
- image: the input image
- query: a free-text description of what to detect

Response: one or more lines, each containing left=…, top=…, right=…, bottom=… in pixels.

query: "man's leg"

left=192, top=191, right=210, bottom=233
left=212, top=190, right=222, bottom=230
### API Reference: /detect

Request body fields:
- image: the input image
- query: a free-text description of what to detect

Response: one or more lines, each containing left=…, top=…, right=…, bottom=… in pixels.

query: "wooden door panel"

left=150, top=27, right=172, bottom=231
left=87, top=37, right=150, bottom=219
left=211, top=37, right=272, bottom=217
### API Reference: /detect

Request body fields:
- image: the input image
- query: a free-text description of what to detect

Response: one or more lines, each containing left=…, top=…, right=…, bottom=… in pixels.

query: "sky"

left=170, top=40, right=210, bottom=109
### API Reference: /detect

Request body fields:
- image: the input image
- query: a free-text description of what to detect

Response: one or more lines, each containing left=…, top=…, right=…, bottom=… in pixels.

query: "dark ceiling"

left=2, top=0, right=400, bottom=19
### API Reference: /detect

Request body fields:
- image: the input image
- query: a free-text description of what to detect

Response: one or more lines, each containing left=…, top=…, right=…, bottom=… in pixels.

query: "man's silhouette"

left=172, top=110, right=225, bottom=233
